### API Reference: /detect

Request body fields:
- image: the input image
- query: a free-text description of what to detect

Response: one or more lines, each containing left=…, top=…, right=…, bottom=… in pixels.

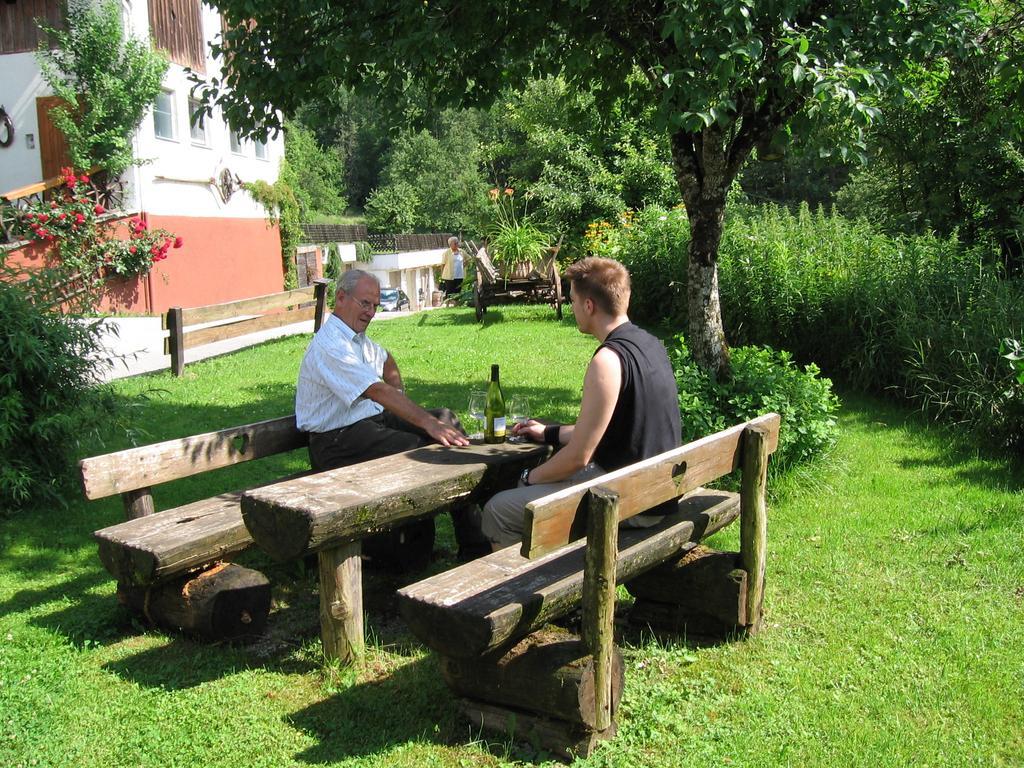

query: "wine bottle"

left=484, top=363, right=506, bottom=444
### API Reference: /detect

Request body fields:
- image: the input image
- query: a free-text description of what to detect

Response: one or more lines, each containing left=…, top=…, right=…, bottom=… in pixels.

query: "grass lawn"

left=1, top=306, right=1021, bottom=767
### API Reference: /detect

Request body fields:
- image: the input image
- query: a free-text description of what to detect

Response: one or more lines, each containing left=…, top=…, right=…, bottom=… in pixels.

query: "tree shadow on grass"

left=838, top=389, right=1024, bottom=494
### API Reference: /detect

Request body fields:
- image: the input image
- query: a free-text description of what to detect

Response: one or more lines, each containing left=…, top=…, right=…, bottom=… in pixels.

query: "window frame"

left=188, top=97, right=210, bottom=147
left=153, top=90, right=178, bottom=142
left=228, top=127, right=245, bottom=156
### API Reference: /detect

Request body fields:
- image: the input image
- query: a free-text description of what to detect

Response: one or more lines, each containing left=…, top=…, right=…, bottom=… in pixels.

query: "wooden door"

left=295, top=247, right=321, bottom=288
left=35, top=96, right=72, bottom=181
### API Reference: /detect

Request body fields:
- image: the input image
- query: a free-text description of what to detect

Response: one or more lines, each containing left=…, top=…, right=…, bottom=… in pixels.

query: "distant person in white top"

left=297, top=269, right=489, bottom=560
left=440, top=236, right=465, bottom=298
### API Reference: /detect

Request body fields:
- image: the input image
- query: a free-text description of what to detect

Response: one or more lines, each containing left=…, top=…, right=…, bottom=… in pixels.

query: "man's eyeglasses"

left=349, top=296, right=381, bottom=313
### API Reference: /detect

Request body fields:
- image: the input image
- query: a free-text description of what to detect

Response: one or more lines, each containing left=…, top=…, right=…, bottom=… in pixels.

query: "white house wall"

left=0, top=0, right=283, bottom=217
left=0, top=52, right=50, bottom=192
left=128, top=3, right=282, bottom=219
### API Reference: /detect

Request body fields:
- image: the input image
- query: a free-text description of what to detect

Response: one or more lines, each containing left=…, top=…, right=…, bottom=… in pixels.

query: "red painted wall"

left=139, top=214, right=284, bottom=314
left=4, top=214, right=283, bottom=314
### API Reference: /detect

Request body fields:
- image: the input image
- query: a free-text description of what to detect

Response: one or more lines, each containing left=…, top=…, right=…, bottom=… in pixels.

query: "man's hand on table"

left=427, top=418, right=470, bottom=447
left=510, top=419, right=545, bottom=443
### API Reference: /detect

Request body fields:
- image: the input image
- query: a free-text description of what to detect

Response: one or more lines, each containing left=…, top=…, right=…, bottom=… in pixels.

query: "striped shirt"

left=295, top=313, right=389, bottom=432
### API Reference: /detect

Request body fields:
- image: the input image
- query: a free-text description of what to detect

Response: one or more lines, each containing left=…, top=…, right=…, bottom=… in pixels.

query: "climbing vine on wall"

left=245, top=176, right=302, bottom=289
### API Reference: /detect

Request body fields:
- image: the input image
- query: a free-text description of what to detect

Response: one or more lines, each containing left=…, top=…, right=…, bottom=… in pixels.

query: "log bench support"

left=82, top=415, right=309, bottom=642
left=318, top=541, right=364, bottom=663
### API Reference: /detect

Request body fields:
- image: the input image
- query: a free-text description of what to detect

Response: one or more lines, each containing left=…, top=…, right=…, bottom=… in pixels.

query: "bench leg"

left=740, top=425, right=769, bottom=634
left=581, top=486, right=619, bottom=733
left=318, top=542, right=364, bottom=663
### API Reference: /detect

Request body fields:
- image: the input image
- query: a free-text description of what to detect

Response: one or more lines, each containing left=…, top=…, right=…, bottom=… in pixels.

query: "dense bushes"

left=0, top=273, right=117, bottom=513
left=583, top=207, right=689, bottom=328
left=593, top=202, right=1024, bottom=448
left=669, top=338, right=840, bottom=470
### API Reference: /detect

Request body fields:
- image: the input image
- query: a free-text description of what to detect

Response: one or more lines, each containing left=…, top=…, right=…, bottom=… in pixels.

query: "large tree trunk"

left=671, top=128, right=732, bottom=378
left=686, top=202, right=730, bottom=379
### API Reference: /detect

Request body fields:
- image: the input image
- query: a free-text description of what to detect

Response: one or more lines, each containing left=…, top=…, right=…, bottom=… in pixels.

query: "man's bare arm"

left=382, top=353, right=404, bottom=390
left=525, top=347, right=620, bottom=484
left=363, top=380, right=468, bottom=447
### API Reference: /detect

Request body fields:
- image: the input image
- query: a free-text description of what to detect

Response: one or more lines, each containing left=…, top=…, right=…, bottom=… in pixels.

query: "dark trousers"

left=308, top=409, right=488, bottom=558
left=441, top=278, right=463, bottom=297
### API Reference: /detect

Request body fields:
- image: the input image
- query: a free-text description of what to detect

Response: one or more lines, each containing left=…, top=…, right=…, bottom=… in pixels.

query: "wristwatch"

left=520, top=467, right=533, bottom=486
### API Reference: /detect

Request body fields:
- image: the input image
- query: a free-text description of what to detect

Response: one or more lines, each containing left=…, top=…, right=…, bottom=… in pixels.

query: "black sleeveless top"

left=592, top=322, right=681, bottom=477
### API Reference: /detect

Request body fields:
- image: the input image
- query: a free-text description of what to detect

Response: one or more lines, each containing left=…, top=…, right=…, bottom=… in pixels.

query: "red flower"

left=38, top=214, right=49, bottom=223
left=75, top=213, right=86, bottom=224
left=173, top=237, right=183, bottom=249
left=50, top=201, right=58, bottom=209
left=58, top=213, right=67, bottom=220
left=94, top=204, right=105, bottom=215
left=79, top=174, right=90, bottom=184
left=129, top=246, right=137, bottom=254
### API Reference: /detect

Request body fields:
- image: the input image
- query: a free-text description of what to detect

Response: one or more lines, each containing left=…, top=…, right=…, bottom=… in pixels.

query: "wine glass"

left=508, top=395, right=530, bottom=442
left=467, top=389, right=486, bottom=440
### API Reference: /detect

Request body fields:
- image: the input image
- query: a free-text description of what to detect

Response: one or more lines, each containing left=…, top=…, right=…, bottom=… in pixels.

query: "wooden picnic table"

left=240, top=439, right=548, bottom=661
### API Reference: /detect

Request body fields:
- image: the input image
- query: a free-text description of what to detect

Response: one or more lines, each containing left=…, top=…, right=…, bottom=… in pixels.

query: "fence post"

left=166, top=307, right=185, bottom=376
left=313, top=278, right=329, bottom=332
left=740, top=425, right=769, bottom=633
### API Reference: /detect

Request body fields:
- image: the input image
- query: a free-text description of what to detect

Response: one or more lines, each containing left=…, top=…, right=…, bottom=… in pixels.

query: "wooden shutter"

left=148, top=0, right=205, bottom=73
left=0, top=0, right=63, bottom=54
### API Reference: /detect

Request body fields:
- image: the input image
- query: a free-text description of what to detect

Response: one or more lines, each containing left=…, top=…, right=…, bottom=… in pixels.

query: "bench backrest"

left=522, top=413, right=780, bottom=558
left=163, top=279, right=329, bottom=376
left=472, top=245, right=500, bottom=284
left=79, top=414, right=308, bottom=518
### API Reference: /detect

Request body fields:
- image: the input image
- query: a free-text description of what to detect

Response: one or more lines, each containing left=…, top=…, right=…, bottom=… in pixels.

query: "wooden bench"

left=239, top=441, right=550, bottom=663
left=396, top=414, right=780, bottom=757
left=164, top=279, right=329, bottom=376
left=80, top=415, right=309, bottom=640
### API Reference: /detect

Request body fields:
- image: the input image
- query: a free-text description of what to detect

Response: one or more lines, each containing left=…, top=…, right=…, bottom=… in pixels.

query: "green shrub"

left=716, top=203, right=1024, bottom=448
left=584, top=206, right=689, bottom=327
left=669, top=337, right=840, bottom=469
left=37, top=0, right=167, bottom=176
left=365, top=181, right=421, bottom=233
left=0, top=275, right=118, bottom=513
left=590, top=201, right=1024, bottom=448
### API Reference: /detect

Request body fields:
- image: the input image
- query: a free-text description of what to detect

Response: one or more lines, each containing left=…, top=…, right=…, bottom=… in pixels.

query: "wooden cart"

left=468, top=236, right=565, bottom=322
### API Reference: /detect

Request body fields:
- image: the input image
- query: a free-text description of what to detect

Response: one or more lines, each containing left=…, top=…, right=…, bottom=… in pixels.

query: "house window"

left=229, top=129, right=244, bottom=155
left=153, top=91, right=176, bottom=140
left=254, top=138, right=268, bottom=160
left=188, top=98, right=209, bottom=145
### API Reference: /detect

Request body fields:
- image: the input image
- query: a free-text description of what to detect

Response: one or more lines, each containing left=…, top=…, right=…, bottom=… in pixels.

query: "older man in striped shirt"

left=296, top=269, right=487, bottom=562
left=297, top=269, right=468, bottom=469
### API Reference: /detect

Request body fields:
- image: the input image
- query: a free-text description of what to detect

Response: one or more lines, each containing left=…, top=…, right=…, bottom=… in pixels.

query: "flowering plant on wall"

left=16, top=167, right=182, bottom=280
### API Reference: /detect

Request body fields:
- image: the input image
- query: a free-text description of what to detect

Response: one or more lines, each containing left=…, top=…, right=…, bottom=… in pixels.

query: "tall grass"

left=594, top=204, right=1024, bottom=448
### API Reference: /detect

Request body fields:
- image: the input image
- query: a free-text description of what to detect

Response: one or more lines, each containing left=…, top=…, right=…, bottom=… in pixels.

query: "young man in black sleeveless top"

left=481, top=257, right=681, bottom=549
